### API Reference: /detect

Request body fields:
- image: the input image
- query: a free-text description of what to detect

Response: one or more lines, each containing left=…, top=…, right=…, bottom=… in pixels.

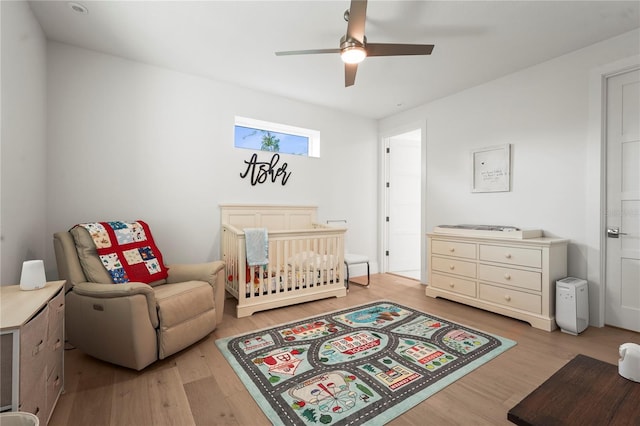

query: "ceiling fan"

left=275, top=0, right=434, bottom=87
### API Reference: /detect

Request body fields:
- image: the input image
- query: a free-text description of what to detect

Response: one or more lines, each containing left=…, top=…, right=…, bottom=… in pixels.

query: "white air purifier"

left=555, top=277, right=589, bottom=335
left=19, top=260, right=46, bottom=291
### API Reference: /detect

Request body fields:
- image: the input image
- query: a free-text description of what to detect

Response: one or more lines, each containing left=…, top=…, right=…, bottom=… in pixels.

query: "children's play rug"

left=216, top=301, right=516, bottom=425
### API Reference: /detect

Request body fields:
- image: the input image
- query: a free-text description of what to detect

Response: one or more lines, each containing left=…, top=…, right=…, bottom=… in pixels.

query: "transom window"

left=234, top=116, right=320, bottom=158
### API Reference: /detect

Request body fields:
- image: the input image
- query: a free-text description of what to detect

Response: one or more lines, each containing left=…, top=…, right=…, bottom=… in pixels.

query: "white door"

left=387, top=130, right=421, bottom=279
left=605, top=69, right=640, bottom=332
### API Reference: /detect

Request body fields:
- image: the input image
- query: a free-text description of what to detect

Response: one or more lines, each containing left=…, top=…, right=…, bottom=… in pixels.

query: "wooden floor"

left=49, top=274, right=639, bottom=426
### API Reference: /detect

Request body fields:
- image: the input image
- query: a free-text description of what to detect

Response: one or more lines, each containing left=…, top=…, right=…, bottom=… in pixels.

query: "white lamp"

left=20, top=260, right=47, bottom=290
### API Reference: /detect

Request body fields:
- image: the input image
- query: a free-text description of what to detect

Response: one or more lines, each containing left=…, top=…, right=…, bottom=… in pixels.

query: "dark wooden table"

left=508, top=354, right=640, bottom=425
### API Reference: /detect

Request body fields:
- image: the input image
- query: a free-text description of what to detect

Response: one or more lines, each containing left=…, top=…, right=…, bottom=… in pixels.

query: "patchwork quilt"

left=76, top=220, right=168, bottom=284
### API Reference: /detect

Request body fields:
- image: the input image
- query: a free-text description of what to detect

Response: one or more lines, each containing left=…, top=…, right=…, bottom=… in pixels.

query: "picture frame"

left=471, top=144, right=511, bottom=192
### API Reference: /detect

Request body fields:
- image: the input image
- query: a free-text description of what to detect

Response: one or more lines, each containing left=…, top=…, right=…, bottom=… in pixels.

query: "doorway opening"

left=383, top=127, right=424, bottom=281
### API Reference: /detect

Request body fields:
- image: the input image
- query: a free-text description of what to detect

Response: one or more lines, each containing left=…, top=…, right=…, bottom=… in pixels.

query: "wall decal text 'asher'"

left=240, top=153, right=291, bottom=186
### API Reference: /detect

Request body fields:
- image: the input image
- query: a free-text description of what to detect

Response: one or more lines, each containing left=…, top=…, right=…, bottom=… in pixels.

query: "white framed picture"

left=471, top=144, right=511, bottom=192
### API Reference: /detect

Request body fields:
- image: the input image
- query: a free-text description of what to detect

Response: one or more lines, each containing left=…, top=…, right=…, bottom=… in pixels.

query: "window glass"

left=234, top=117, right=320, bottom=157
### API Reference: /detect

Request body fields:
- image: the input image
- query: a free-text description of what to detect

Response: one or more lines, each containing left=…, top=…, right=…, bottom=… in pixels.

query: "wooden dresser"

left=0, top=281, right=65, bottom=424
left=426, top=233, right=567, bottom=331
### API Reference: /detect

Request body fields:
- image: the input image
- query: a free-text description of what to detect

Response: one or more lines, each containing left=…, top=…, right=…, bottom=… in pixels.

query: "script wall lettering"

left=240, top=153, right=292, bottom=186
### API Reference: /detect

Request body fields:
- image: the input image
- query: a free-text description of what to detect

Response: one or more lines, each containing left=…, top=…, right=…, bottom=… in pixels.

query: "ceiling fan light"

left=341, top=46, right=366, bottom=64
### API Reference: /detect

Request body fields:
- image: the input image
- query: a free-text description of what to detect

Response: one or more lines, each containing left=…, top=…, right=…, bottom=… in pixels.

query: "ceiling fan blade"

left=366, top=43, right=434, bottom=57
left=346, top=0, right=367, bottom=43
left=275, top=48, right=341, bottom=56
left=345, top=63, right=358, bottom=87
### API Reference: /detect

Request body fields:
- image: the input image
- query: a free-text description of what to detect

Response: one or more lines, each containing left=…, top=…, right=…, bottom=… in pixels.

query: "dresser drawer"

left=432, top=240, right=476, bottom=259
left=479, top=244, right=541, bottom=268
left=46, top=360, right=63, bottom=422
left=19, top=367, right=46, bottom=426
left=431, top=256, right=477, bottom=278
left=478, top=264, right=542, bottom=291
left=46, top=324, right=64, bottom=376
left=46, top=289, right=64, bottom=372
left=479, top=283, right=542, bottom=314
left=20, top=305, right=48, bottom=395
left=430, top=273, right=477, bottom=297
left=47, top=289, right=64, bottom=338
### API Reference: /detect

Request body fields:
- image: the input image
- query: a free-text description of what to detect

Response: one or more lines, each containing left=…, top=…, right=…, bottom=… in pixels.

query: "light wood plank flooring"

left=49, top=274, right=639, bottom=426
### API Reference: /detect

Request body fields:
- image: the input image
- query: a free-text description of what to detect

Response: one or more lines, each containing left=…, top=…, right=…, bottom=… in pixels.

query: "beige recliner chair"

left=53, top=225, right=225, bottom=370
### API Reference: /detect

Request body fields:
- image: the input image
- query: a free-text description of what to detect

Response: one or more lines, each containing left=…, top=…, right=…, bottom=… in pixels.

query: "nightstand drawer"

left=431, top=256, right=477, bottom=278
left=431, top=273, right=477, bottom=297
left=480, top=245, right=541, bottom=268
left=432, top=240, right=476, bottom=259
left=478, top=264, right=541, bottom=291
left=479, top=284, right=541, bottom=314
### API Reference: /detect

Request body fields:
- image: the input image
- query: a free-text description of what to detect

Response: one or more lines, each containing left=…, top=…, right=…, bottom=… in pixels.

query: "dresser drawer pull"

left=449, top=247, right=455, bottom=253
left=32, top=340, right=44, bottom=356
left=505, top=253, right=512, bottom=259
left=504, top=273, right=511, bottom=280
left=449, top=265, right=455, bottom=270
left=504, top=295, right=511, bottom=302
left=449, top=282, right=455, bottom=288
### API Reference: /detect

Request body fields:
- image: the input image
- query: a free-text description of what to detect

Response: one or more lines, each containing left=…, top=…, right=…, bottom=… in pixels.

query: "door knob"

left=607, top=227, right=628, bottom=238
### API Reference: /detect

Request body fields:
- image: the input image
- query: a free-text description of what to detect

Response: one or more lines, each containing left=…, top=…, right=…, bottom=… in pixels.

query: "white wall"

left=45, top=42, right=379, bottom=276
left=0, top=1, right=48, bottom=285
left=379, top=29, right=640, bottom=325
left=4, top=4, right=635, bottom=298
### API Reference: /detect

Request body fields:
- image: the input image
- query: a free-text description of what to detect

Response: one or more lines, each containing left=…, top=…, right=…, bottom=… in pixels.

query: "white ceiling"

left=29, top=1, right=640, bottom=119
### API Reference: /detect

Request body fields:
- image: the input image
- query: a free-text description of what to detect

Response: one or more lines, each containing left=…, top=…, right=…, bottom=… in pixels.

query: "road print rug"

left=216, top=301, right=516, bottom=425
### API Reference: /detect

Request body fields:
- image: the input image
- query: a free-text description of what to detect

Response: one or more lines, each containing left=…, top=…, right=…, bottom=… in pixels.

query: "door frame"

left=587, top=55, right=640, bottom=327
left=379, top=120, right=428, bottom=282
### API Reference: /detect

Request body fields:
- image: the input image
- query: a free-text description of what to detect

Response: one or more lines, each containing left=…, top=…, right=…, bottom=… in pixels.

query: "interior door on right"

left=605, top=68, right=640, bottom=332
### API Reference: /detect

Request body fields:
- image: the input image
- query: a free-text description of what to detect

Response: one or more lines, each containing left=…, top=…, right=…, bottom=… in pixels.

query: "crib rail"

left=222, top=223, right=347, bottom=317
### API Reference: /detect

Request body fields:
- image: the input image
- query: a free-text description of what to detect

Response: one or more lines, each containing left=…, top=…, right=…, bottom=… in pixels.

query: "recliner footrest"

left=154, top=281, right=217, bottom=358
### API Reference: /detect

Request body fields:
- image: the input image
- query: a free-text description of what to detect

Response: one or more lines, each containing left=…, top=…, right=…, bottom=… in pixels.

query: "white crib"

left=221, top=205, right=347, bottom=317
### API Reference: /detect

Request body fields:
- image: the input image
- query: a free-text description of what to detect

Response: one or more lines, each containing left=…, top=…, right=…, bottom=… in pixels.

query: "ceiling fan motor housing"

left=340, top=34, right=366, bottom=49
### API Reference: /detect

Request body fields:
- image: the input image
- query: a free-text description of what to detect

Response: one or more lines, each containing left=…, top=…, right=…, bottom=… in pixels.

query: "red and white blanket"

left=76, top=220, right=168, bottom=284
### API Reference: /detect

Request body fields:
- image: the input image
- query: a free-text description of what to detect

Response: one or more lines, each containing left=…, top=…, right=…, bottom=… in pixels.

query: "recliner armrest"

left=73, top=281, right=155, bottom=298
left=166, top=261, right=225, bottom=323
left=166, top=261, right=224, bottom=286
left=72, top=281, right=158, bottom=328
